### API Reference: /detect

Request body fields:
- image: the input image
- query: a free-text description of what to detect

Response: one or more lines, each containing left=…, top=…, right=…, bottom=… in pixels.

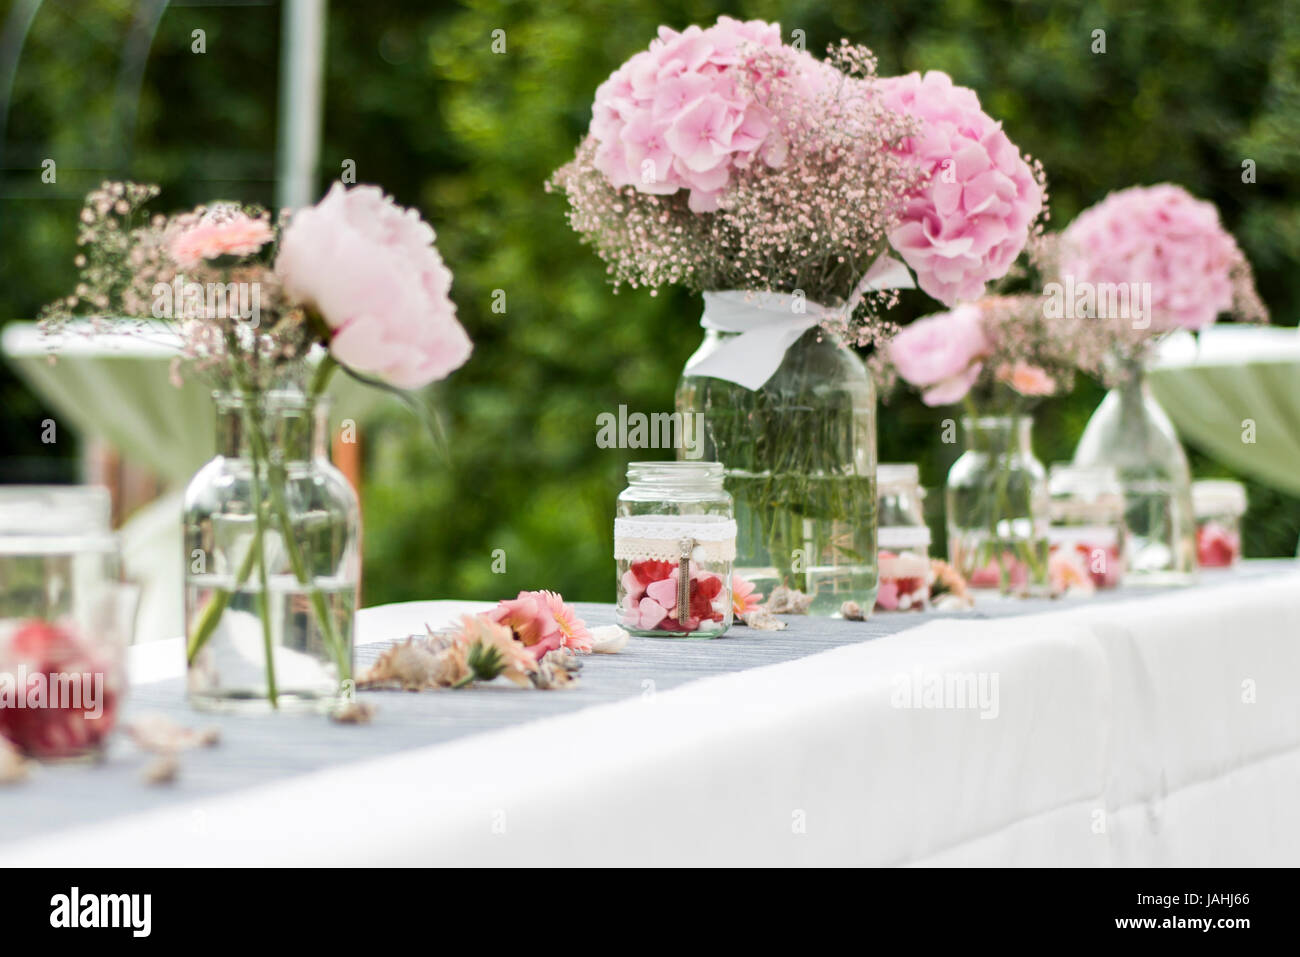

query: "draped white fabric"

left=3, top=573, right=1298, bottom=866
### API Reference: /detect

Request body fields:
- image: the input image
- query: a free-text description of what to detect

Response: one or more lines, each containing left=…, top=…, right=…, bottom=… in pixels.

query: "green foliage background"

left=1, top=0, right=1297, bottom=604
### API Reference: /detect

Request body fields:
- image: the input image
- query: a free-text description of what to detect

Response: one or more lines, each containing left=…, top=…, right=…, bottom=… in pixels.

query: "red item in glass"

left=0, top=620, right=120, bottom=759
left=1196, top=522, right=1240, bottom=568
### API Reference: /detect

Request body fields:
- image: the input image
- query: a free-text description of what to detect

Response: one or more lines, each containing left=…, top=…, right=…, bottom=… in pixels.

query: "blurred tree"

left=1, top=0, right=1296, bottom=599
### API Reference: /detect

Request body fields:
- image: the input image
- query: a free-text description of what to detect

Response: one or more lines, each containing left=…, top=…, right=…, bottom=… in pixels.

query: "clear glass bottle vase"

left=676, top=325, right=877, bottom=616
left=1072, top=361, right=1197, bottom=584
left=945, top=416, right=1050, bottom=595
left=184, top=388, right=359, bottom=711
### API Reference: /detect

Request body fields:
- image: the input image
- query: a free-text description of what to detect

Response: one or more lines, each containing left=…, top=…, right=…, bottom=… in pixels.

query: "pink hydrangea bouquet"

left=551, top=16, right=1046, bottom=615
left=1051, top=184, right=1266, bottom=584
left=549, top=16, right=1047, bottom=339
left=1054, top=183, right=1266, bottom=369
left=42, top=181, right=472, bottom=708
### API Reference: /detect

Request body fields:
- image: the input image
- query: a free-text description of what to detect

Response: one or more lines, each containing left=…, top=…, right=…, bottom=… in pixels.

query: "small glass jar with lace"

left=615, top=462, right=736, bottom=639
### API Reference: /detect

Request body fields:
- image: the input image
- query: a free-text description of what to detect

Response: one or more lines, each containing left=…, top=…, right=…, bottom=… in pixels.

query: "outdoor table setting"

left=3, top=9, right=1300, bottom=876
left=3, top=559, right=1298, bottom=867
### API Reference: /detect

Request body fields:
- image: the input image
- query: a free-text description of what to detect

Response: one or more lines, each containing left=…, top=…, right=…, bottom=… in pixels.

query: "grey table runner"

left=2, top=562, right=1293, bottom=845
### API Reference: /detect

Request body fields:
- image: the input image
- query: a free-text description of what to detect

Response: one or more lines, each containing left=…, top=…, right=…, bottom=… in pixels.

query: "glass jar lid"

left=877, top=463, right=920, bottom=492
left=626, top=461, right=724, bottom=487
left=1191, top=479, right=1247, bottom=518
left=0, top=485, right=116, bottom=553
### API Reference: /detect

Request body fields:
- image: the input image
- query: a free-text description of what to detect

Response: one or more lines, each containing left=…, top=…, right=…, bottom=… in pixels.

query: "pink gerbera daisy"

left=732, top=574, right=762, bottom=618
left=540, top=590, right=592, bottom=654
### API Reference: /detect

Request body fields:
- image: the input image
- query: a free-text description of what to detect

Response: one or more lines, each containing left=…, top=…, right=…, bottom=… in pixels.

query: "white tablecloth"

left=3, top=573, right=1299, bottom=866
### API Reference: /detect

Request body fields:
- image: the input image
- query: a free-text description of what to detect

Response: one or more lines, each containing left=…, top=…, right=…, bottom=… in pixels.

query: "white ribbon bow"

left=682, top=254, right=915, bottom=390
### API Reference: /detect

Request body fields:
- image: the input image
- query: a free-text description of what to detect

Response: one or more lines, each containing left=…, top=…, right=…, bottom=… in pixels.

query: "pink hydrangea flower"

left=1059, top=184, right=1242, bottom=332
left=887, top=303, right=991, bottom=406
left=275, top=183, right=472, bottom=389
left=589, top=16, right=793, bottom=212
left=881, top=71, right=1043, bottom=305
left=168, top=211, right=273, bottom=269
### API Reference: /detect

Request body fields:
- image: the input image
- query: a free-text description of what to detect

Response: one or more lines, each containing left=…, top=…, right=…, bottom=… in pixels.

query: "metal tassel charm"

left=677, top=536, right=694, bottom=622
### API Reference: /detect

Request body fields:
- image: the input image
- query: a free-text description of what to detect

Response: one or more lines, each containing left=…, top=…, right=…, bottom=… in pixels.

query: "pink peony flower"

left=168, top=211, right=273, bottom=269
left=887, top=303, right=991, bottom=406
left=589, top=16, right=795, bottom=212
left=1059, top=184, right=1243, bottom=332
left=731, top=574, right=762, bottom=618
left=275, top=183, right=472, bottom=389
left=996, top=361, right=1056, bottom=397
left=881, top=71, right=1043, bottom=305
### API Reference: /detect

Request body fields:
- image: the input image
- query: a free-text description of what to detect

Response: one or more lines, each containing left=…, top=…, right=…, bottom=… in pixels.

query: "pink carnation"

left=1059, top=184, right=1241, bottom=332
left=168, top=212, right=273, bottom=269
left=275, top=183, right=472, bottom=389
left=887, top=303, right=991, bottom=406
left=881, top=71, right=1043, bottom=305
left=996, top=361, right=1055, bottom=397
left=589, top=16, right=792, bottom=212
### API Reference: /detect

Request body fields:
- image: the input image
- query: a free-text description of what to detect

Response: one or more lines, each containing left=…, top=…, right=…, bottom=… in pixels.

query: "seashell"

left=839, top=600, right=865, bottom=621
left=766, top=586, right=813, bottom=615
left=142, top=754, right=179, bottom=786
left=589, top=624, right=630, bottom=654
left=127, top=713, right=220, bottom=753
left=329, top=699, right=375, bottom=724
left=357, top=636, right=444, bottom=691
left=931, top=592, right=974, bottom=612
left=0, top=738, right=30, bottom=785
left=532, top=648, right=582, bottom=689
left=741, top=607, right=787, bottom=631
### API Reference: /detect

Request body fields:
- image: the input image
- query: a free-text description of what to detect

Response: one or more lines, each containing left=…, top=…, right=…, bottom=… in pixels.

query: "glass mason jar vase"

left=0, top=486, right=132, bottom=759
left=184, top=389, right=359, bottom=711
left=876, top=464, right=931, bottom=612
left=616, top=462, right=736, bottom=639
left=946, top=416, right=1050, bottom=595
left=1191, top=479, right=1247, bottom=569
left=1072, top=362, right=1196, bottom=584
left=1047, top=463, right=1126, bottom=590
left=676, top=326, right=877, bottom=616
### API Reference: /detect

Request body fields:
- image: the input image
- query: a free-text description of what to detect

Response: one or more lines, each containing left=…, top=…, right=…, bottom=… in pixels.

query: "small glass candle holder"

left=876, top=465, right=931, bottom=612
left=616, top=462, right=735, bottom=639
left=1048, top=464, right=1126, bottom=590
left=0, top=486, right=133, bottom=760
left=1192, top=480, right=1246, bottom=568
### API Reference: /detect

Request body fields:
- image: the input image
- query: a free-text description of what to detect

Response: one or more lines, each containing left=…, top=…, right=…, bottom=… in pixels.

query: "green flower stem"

left=186, top=542, right=257, bottom=664
left=239, top=398, right=279, bottom=709
left=185, top=357, right=340, bottom=668
left=243, top=360, right=351, bottom=683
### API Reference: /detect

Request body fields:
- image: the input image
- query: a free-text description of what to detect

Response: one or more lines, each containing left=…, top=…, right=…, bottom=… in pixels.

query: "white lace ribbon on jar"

left=614, top=514, right=737, bottom=564
left=683, top=254, right=914, bottom=391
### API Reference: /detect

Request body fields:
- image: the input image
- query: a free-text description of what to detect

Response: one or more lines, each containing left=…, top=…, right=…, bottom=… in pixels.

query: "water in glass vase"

left=1118, top=478, right=1197, bottom=579
left=185, top=573, right=355, bottom=712
left=727, top=471, right=878, bottom=615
